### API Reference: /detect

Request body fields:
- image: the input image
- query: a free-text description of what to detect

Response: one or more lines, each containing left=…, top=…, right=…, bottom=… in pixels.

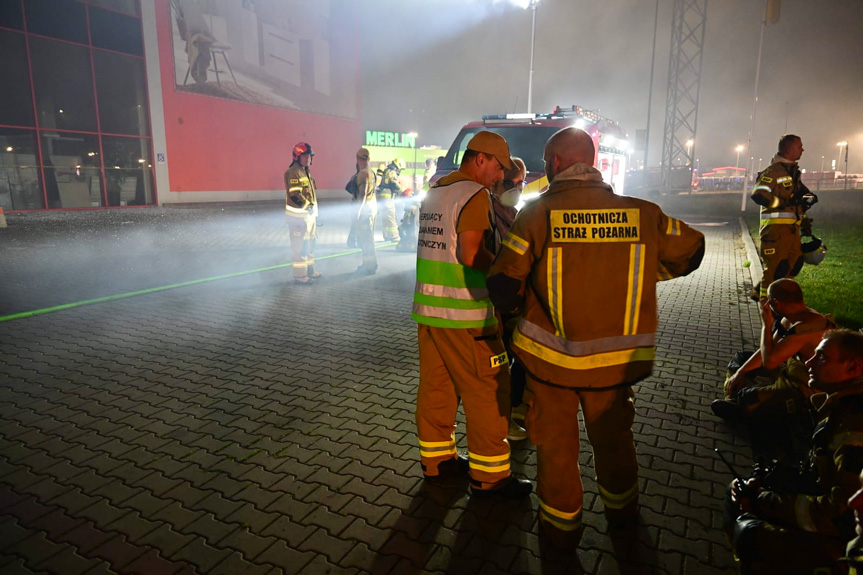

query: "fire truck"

left=431, top=105, right=630, bottom=201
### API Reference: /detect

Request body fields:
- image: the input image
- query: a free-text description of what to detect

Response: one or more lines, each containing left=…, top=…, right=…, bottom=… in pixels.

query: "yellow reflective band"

left=548, top=247, right=565, bottom=338
left=623, top=244, right=645, bottom=336
left=539, top=499, right=583, bottom=531
left=292, top=262, right=308, bottom=268
left=288, top=186, right=303, bottom=193
left=761, top=218, right=798, bottom=226
left=665, top=217, right=681, bottom=236
left=418, top=438, right=456, bottom=448
left=468, top=451, right=509, bottom=463
left=502, top=232, right=529, bottom=255
left=795, top=495, right=816, bottom=532
left=420, top=446, right=457, bottom=458
left=469, top=463, right=510, bottom=473
left=513, top=330, right=655, bottom=370
left=598, top=481, right=638, bottom=509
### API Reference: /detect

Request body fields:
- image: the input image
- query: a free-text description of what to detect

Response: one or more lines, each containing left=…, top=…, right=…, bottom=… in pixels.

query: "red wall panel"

left=154, top=0, right=360, bottom=193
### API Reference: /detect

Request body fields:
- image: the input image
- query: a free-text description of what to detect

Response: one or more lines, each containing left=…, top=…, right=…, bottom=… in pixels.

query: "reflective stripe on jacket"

left=284, top=164, right=317, bottom=215
left=488, top=163, right=704, bottom=390
left=412, top=178, right=497, bottom=329
left=752, top=159, right=804, bottom=227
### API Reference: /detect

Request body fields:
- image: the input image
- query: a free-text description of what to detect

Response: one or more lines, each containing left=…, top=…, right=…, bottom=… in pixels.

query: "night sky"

left=358, top=0, right=863, bottom=175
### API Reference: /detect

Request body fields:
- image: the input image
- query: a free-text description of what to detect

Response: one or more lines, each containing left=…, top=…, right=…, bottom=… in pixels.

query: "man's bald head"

left=543, top=128, right=595, bottom=182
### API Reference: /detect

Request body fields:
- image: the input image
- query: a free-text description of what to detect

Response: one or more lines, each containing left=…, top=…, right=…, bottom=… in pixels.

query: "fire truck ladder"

left=660, top=0, right=707, bottom=193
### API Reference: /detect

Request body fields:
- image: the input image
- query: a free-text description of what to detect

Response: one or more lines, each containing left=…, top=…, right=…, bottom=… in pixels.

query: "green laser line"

left=0, top=242, right=399, bottom=323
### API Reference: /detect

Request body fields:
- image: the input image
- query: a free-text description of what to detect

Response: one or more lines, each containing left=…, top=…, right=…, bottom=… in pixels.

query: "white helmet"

left=801, top=235, right=827, bottom=266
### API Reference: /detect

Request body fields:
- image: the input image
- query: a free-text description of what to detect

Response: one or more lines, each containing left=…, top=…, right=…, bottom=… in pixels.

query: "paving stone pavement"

left=0, top=202, right=758, bottom=574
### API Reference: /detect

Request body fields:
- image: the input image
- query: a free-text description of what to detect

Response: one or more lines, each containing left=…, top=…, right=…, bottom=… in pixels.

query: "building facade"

left=0, top=0, right=361, bottom=212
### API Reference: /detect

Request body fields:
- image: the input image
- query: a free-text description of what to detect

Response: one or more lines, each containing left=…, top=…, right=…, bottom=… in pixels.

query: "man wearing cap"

left=352, top=148, right=378, bottom=274
left=411, top=131, right=533, bottom=499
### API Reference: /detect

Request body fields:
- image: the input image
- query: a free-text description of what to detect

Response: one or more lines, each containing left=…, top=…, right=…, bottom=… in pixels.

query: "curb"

left=739, top=216, right=762, bottom=292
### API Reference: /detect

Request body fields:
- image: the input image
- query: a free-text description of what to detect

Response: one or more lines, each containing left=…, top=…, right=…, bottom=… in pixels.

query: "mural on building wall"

left=168, top=0, right=357, bottom=119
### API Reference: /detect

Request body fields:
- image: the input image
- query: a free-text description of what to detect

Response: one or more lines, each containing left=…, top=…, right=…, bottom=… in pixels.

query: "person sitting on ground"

left=712, top=278, right=835, bottom=422
left=724, top=329, right=863, bottom=574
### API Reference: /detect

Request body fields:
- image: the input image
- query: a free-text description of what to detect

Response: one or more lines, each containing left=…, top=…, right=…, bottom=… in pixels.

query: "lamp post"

left=837, top=141, right=849, bottom=189
left=408, top=132, right=419, bottom=191
left=526, top=0, right=540, bottom=114
left=819, top=155, right=824, bottom=190
left=735, top=145, right=744, bottom=169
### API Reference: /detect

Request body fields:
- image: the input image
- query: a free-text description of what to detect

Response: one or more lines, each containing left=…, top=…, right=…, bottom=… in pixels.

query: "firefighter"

left=412, top=131, right=532, bottom=499
left=487, top=128, right=704, bottom=545
left=751, top=134, right=815, bottom=301
left=712, top=278, right=836, bottom=423
left=726, top=329, right=863, bottom=574
left=352, top=147, right=378, bottom=274
left=378, top=158, right=404, bottom=242
left=844, top=468, right=863, bottom=574
left=284, top=142, right=321, bottom=284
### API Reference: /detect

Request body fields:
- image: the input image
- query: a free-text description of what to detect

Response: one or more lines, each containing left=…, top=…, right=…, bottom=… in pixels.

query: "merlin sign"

left=365, top=131, right=417, bottom=148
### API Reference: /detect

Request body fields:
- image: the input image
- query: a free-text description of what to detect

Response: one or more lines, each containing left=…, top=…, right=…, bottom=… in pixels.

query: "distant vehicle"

left=432, top=105, right=630, bottom=202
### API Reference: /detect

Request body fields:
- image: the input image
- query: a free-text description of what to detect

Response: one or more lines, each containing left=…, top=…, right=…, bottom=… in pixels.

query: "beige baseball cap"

left=356, top=147, right=370, bottom=160
left=466, top=131, right=513, bottom=170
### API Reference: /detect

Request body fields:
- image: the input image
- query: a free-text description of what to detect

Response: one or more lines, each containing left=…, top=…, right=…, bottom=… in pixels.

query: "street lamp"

left=735, top=145, right=744, bottom=169
left=685, top=139, right=694, bottom=164
left=837, top=141, right=849, bottom=189
left=408, top=132, right=419, bottom=191
left=526, top=0, right=540, bottom=114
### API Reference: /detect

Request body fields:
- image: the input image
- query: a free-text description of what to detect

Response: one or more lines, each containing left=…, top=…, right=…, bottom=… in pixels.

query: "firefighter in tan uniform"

left=488, top=128, right=704, bottom=544
left=284, top=142, right=321, bottom=285
left=351, top=147, right=378, bottom=274
left=378, top=158, right=404, bottom=242
left=751, top=134, right=815, bottom=301
left=412, top=131, right=532, bottom=499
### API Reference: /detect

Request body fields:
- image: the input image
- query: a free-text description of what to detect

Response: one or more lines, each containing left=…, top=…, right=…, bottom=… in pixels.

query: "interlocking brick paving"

left=0, top=204, right=757, bottom=574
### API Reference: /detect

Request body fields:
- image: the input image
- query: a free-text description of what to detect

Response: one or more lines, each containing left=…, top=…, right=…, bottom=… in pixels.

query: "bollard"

left=0, top=206, right=6, bottom=228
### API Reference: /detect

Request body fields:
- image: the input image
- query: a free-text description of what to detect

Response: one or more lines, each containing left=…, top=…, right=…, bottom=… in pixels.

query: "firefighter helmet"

left=292, top=142, right=314, bottom=162
left=801, top=235, right=827, bottom=266
left=391, top=158, right=405, bottom=171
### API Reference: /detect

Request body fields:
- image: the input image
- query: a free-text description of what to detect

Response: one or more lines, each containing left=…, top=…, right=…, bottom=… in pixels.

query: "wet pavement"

left=0, top=200, right=758, bottom=574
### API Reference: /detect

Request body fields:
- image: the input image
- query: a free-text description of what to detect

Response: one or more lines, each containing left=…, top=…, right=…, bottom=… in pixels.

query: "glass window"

left=40, top=132, right=103, bottom=208
left=101, top=136, right=153, bottom=206
left=24, top=0, right=88, bottom=45
left=29, top=37, right=98, bottom=133
left=0, top=128, right=44, bottom=210
left=89, top=5, right=143, bottom=55
left=0, top=1, right=24, bottom=30
left=86, top=0, right=139, bottom=17
left=0, top=30, right=35, bottom=128
left=94, top=50, right=150, bottom=136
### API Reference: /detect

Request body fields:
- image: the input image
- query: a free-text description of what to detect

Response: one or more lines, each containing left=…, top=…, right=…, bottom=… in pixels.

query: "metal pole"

left=527, top=2, right=537, bottom=114
left=643, top=0, right=660, bottom=181
left=742, top=0, right=769, bottom=211
left=845, top=144, right=849, bottom=189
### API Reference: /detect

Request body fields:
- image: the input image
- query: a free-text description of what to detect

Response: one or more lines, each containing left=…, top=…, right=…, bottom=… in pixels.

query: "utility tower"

left=660, top=0, right=708, bottom=192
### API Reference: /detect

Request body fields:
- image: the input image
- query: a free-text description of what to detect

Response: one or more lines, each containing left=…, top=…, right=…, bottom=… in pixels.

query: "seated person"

left=725, top=329, right=863, bottom=574
left=843, top=468, right=863, bottom=574
left=713, top=278, right=835, bottom=421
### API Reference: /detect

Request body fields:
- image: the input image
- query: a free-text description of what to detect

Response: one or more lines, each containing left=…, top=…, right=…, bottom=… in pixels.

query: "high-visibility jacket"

left=751, top=157, right=805, bottom=228
left=411, top=178, right=497, bottom=329
left=488, top=164, right=704, bottom=390
left=284, top=164, right=317, bottom=216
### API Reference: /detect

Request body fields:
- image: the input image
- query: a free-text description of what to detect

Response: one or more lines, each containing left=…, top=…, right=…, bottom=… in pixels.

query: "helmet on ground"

left=801, top=235, right=827, bottom=265
left=292, top=142, right=314, bottom=162
left=391, top=158, right=405, bottom=171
